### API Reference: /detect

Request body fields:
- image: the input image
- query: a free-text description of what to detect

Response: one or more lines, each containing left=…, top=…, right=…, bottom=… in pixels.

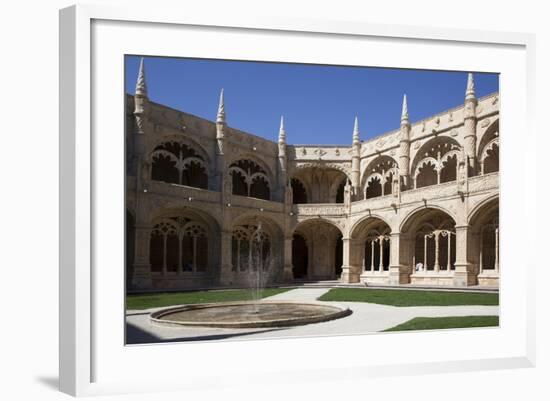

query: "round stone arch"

left=291, top=162, right=352, bottom=182
left=150, top=206, right=221, bottom=237
left=399, top=204, right=457, bottom=234
left=399, top=206, right=458, bottom=276
left=226, top=152, right=275, bottom=184
left=148, top=206, right=221, bottom=276
left=410, top=136, right=462, bottom=179
left=477, top=119, right=499, bottom=160
left=468, top=194, right=499, bottom=280
left=468, top=193, right=499, bottom=225
left=349, top=213, right=392, bottom=239
left=360, top=154, right=398, bottom=196
left=229, top=212, right=286, bottom=280
left=292, top=218, right=345, bottom=280
left=146, top=134, right=212, bottom=166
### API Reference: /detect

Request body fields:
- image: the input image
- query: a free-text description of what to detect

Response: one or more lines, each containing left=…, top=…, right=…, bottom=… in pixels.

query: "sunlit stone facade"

left=126, top=60, right=500, bottom=291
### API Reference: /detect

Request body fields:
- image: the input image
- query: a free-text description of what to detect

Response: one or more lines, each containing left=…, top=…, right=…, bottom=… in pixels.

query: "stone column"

left=479, top=231, right=484, bottom=274
left=389, top=232, right=409, bottom=285
left=131, top=223, right=153, bottom=289
left=446, top=231, right=452, bottom=272
left=340, top=237, right=360, bottom=283
left=219, top=230, right=234, bottom=286
left=378, top=236, right=384, bottom=272
left=453, top=225, right=475, bottom=286
left=370, top=240, right=375, bottom=272
left=283, top=236, right=294, bottom=282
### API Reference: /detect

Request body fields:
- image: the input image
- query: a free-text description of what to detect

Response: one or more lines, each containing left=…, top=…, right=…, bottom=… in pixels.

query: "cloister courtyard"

left=126, top=285, right=499, bottom=344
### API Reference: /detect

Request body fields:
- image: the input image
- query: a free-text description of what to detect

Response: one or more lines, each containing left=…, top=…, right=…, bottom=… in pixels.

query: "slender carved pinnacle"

left=135, top=58, right=147, bottom=97
left=401, top=94, right=409, bottom=123
left=353, top=116, right=360, bottom=144
left=278, top=115, right=286, bottom=143
left=217, top=88, right=226, bottom=123
left=465, top=73, right=476, bottom=100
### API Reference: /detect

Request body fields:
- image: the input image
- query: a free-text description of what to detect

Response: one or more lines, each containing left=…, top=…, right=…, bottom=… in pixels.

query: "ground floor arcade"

left=128, top=194, right=499, bottom=290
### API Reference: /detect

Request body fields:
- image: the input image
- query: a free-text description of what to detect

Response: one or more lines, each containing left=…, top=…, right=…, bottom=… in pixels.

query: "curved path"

left=126, top=288, right=499, bottom=344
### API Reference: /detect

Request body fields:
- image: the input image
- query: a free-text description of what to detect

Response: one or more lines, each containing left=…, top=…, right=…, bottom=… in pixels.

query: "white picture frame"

left=59, top=4, right=536, bottom=397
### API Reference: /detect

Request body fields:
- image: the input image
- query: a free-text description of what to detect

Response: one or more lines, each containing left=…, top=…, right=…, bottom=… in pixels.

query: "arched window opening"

left=335, top=180, right=346, bottom=204
left=292, top=234, right=308, bottom=278
left=483, top=143, right=499, bottom=174
left=364, top=232, right=391, bottom=272
left=479, top=219, right=499, bottom=273
left=366, top=176, right=382, bottom=199
left=231, top=225, right=272, bottom=272
left=291, top=178, right=308, bottom=204
left=415, top=161, right=438, bottom=188
left=229, top=160, right=270, bottom=200
left=383, top=172, right=393, bottom=196
left=334, top=235, right=343, bottom=276
left=440, top=154, right=458, bottom=183
left=151, top=142, right=208, bottom=189
left=413, top=223, right=455, bottom=273
left=149, top=218, right=209, bottom=275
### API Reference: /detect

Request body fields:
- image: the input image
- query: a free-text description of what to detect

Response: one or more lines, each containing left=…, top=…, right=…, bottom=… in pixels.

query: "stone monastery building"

left=126, top=59, right=500, bottom=291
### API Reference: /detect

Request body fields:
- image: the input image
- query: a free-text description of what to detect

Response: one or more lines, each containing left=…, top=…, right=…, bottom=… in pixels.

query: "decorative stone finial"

left=217, top=88, right=226, bottom=123
left=353, top=116, right=360, bottom=144
left=278, top=116, right=286, bottom=143
left=401, top=94, right=409, bottom=122
left=465, top=73, right=476, bottom=100
left=135, top=57, right=147, bottom=97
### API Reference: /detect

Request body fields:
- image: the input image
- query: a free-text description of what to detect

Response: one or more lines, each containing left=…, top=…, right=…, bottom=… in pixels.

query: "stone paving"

left=126, top=288, right=499, bottom=344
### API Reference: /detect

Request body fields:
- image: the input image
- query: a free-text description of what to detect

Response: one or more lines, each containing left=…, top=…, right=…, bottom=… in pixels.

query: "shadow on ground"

left=126, top=321, right=284, bottom=345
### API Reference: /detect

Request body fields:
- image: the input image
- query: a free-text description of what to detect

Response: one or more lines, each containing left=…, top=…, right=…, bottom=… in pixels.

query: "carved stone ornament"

left=301, top=147, right=307, bottom=155
left=390, top=149, right=396, bottom=156
left=335, top=148, right=340, bottom=156
left=449, top=111, right=453, bottom=122
left=414, top=141, right=421, bottom=150
left=421, top=121, right=426, bottom=132
left=481, top=118, right=491, bottom=128
left=434, top=116, right=440, bottom=126
left=314, top=148, right=327, bottom=157
left=376, top=138, right=386, bottom=149
left=450, top=129, right=458, bottom=137
left=492, top=96, right=499, bottom=105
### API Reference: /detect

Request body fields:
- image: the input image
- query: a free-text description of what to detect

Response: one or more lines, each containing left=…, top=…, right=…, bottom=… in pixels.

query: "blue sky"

left=125, top=56, right=499, bottom=145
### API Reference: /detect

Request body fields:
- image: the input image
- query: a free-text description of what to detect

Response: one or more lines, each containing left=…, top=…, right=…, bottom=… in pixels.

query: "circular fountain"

left=149, top=223, right=351, bottom=329
left=150, top=300, right=351, bottom=328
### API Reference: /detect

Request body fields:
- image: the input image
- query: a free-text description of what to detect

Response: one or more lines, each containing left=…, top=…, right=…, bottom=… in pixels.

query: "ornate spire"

left=401, top=94, right=409, bottom=123
left=278, top=116, right=286, bottom=143
left=465, top=73, right=476, bottom=100
left=352, top=116, right=360, bottom=144
left=216, top=88, right=226, bottom=123
left=135, top=57, right=147, bottom=97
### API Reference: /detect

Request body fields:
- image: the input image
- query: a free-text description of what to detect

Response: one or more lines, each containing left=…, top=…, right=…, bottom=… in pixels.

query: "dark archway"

left=292, top=234, right=308, bottom=278
left=151, top=142, right=208, bottom=189
left=334, top=235, right=343, bottom=277
left=335, top=180, right=346, bottom=204
left=291, top=178, right=308, bottom=204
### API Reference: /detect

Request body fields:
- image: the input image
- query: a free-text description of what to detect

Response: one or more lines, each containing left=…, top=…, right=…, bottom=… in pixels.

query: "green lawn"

left=126, top=288, right=291, bottom=310
left=318, top=288, right=499, bottom=307
left=384, top=315, right=499, bottom=331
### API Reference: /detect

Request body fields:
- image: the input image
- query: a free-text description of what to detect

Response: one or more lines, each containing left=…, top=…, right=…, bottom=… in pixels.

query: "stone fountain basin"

left=149, top=300, right=352, bottom=328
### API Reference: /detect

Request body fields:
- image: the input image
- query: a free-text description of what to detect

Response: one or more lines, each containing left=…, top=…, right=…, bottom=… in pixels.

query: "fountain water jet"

left=150, top=222, right=352, bottom=328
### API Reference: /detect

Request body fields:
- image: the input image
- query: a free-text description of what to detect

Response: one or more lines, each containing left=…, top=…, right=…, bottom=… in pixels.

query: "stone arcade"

left=126, top=60, right=500, bottom=291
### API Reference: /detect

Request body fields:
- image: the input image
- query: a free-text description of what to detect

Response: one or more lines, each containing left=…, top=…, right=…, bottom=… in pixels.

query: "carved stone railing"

left=230, top=194, right=284, bottom=213
left=145, top=180, right=222, bottom=203
left=293, top=203, right=347, bottom=216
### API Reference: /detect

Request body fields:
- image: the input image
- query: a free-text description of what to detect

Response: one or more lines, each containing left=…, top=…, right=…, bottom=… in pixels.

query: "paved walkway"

left=126, top=288, right=499, bottom=344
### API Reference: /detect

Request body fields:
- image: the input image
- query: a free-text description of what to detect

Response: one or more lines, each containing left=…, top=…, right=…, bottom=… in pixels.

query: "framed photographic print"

left=59, top=3, right=536, bottom=397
